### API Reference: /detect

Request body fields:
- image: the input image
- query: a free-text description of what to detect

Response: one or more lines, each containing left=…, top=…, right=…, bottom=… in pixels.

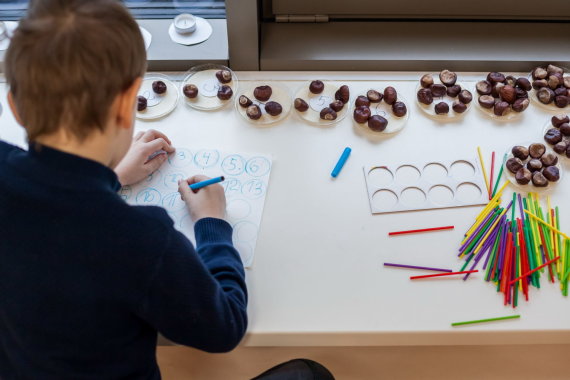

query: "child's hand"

left=115, top=130, right=175, bottom=186
left=178, top=175, right=227, bottom=221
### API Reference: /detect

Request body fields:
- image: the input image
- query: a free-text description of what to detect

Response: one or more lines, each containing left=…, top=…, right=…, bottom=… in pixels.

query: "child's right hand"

left=178, top=175, right=227, bottom=221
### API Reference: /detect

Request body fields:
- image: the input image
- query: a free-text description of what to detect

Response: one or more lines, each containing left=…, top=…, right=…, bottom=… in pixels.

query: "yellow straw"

left=524, top=210, right=570, bottom=240
left=477, top=147, right=491, bottom=198
left=462, top=201, right=500, bottom=244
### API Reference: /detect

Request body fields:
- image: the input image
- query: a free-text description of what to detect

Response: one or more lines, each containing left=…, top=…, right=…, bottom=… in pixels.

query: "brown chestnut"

left=420, top=74, right=434, bottom=88
left=487, top=72, right=506, bottom=84
left=366, top=90, right=383, bottom=103
left=505, top=75, right=517, bottom=87
left=555, top=87, right=568, bottom=97
left=368, top=115, right=388, bottom=132
left=512, top=98, right=529, bottom=112
left=478, top=95, right=495, bottom=109
left=491, top=83, right=505, bottom=98
left=555, top=96, right=569, bottom=108
left=383, top=87, right=398, bottom=105
left=452, top=100, right=467, bottom=113
left=320, top=107, right=337, bottom=120
left=137, top=96, right=147, bottom=111
left=294, top=98, right=309, bottom=112
left=246, top=104, right=262, bottom=120
left=264, top=101, right=282, bottom=116
left=532, top=171, right=549, bottom=187
left=493, top=101, right=510, bottom=116
left=529, top=143, right=546, bottom=158
left=430, top=84, right=447, bottom=98
left=392, top=101, right=407, bottom=117
left=547, top=64, right=564, bottom=76
left=537, top=87, right=555, bottom=104
left=254, top=86, right=272, bottom=101
left=551, top=114, right=569, bottom=127
left=238, top=95, right=252, bottom=108
left=554, top=141, right=568, bottom=154
left=355, top=95, right=371, bottom=108
left=564, top=77, right=570, bottom=89
left=515, top=77, right=532, bottom=91
left=527, top=159, right=543, bottom=172
left=499, top=85, right=516, bottom=104
left=217, top=85, right=233, bottom=100
left=543, top=166, right=560, bottom=182
left=560, top=123, right=570, bottom=136
left=353, top=106, right=371, bottom=123
left=532, top=79, right=548, bottom=90
left=567, top=144, right=570, bottom=158
left=506, top=157, right=524, bottom=173
left=215, top=70, right=232, bottom=84
left=434, top=101, right=449, bottom=114
left=335, top=85, right=350, bottom=104
left=515, top=168, right=532, bottom=185
left=532, top=67, right=548, bottom=80
left=515, top=88, right=528, bottom=99
left=329, top=100, right=344, bottom=112
left=446, top=85, right=461, bottom=97
left=512, top=145, right=529, bottom=160
left=458, top=90, right=473, bottom=104
left=548, top=74, right=563, bottom=89
left=544, top=128, right=563, bottom=145
left=417, top=88, right=433, bottom=105
left=541, top=152, right=558, bottom=167
left=309, top=80, right=324, bottom=94
left=152, top=80, right=167, bottom=94
left=183, top=84, right=199, bottom=99
left=439, top=70, right=457, bottom=87
left=476, top=80, right=492, bottom=95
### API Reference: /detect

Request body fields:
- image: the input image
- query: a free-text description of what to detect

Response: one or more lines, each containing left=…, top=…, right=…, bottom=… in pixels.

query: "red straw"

left=489, top=152, right=495, bottom=200
left=410, top=270, right=478, bottom=280
left=509, top=256, right=560, bottom=285
left=389, top=226, right=454, bottom=236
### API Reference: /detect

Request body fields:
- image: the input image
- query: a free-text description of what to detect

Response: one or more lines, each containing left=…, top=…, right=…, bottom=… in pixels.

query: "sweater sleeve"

left=136, top=217, right=248, bottom=353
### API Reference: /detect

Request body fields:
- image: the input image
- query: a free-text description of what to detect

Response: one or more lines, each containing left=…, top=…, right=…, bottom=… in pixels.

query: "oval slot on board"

left=423, top=163, right=448, bottom=183
left=456, top=182, right=482, bottom=203
left=395, top=165, right=421, bottom=185
left=428, top=185, right=454, bottom=206
left=368, top=167, right=394, bottom=187
left=450, top=160, right=476, bottom=180
left=371, top=189, right=398, bottom=212
left=400, top=187, right=426, bottom=208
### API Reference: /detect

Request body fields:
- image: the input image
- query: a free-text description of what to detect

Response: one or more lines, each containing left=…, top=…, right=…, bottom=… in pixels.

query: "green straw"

left=491, top=153, right=508, bottom=198
left=451, top=315, right=520, bottom=327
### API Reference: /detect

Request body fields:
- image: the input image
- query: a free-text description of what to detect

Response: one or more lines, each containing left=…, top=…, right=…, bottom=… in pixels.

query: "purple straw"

left=464, top=222, right=502, bottom=280
left=383, top=263, right=452, bottom=272
left=458, top=208, right=499, bottom=254
left=483, top=215, right=506, bottom=270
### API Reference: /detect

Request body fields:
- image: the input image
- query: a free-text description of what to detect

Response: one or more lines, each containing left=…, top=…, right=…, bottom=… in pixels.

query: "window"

left=0, top=0, right=226, bottom=20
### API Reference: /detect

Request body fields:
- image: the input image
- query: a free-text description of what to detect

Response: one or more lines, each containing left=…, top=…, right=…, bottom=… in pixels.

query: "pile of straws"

left=458, top=180, right=570, bottom=307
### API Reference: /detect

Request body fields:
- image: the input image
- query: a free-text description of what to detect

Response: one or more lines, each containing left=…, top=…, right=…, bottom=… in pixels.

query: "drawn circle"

left=163, top=172, right=185, bottom=190
left=168, top=148, right=193, bottom=168
left=227, top=199, right=251, bottom=220
left=395, top=165, right=421, bottom=185
left=200, top=78, right=221, bottom=97
left=161, top=192, right=186, bottom=212
left=135, top=188, right=161, bottom=206
left=193, top=149, right=220, bottom=168
left=181, top=64, right=238, bottom=111
left=309, top=94, right=333, bottom=112
left=241, top=179, right=266, bottom=199
left=143, top=168, right=162, bottom=185
left=371, top=189, right=398, bottom=212
left=450, top=160, right=475, bottom=179
left=400, top=187, right=427, bottom=207
left=233, top=221, right=258, bottom=242
left=234, top=240, right=254, bottom=267
left=221, top=154, right=246, bottom=176
left=368, top=167, right=393, bottom=187
left=136, top=73, right=179, bottom=120
left=428, top=185, right=454, bottom=206
left=423, top=163, right=448, bottom=182
left=119, top=186, right=132, bottom=201
left=456, top=182, right=482, bottom=203
left=246, top=156, right=271, bottom=177
left=222, top=178, right=242, bottom=196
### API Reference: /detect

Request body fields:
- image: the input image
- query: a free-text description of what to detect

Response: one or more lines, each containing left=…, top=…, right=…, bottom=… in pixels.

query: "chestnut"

left=152, top=80, right=167, bottom=94
left=555, top=87, right=568, bottom=97
left=551, top=114, right=569, bottom=127
left=544, top=128, right=563, bottom=145
left=532, top=67, right=548, bottom=80
left=320, top=107, right=337, bottom=120
left=564, top=77, right=570, bottom=89
left=532, top=79, right=548, bottom=90
left=560, top=123, right=570, bottom=136
left=543, top=166, right=560, bottom=182
left=529, top=143, right=546, bottom=158
left=515, top=168, right=532, bottom=185
left=532, top=171, right=549, bottom=187
left=505, top=75, right=517, bottom=87
left=254, top=86, right=272, bottom=101
left=183, top=84, right=199, bottom=99
left=392, top=101, right=407, bottom=117
left=458, top=90, right=473, bottom=104
left=499, top=85, right=516, bottom=104
left=217, top=85, right=233, bottom=100
left=512, top=145, right=529, bottom=160
left=366, top=90, right=383, bottom=103
left=355, top=95, right=371, bottom=108
left=446, top=85, right=461, bottom=97
left=434, top=101, right=449, bottom=114
left=430, top=84, right=447, bottom=98
left=537, top=87, right=555, bottom=104
left=487, top=72, right=506, bottom=84
left=493, top=101, right=510, bottom=116
left=506, top=157, right=524, bottom=173
left=452, top=100, right=467, bottom=113
left=555, top=96, right=569, bottom=108
left=547, top=64, right=564, bottom=76
left=329, top=99, right=344, bottom=112
left=491, top=83, right=505, bottom=98
left=515, top=77, right=532, bottom=91
left=335, top=85, right=350, bottom=104
left=383, top=87, right=398, bottom=105
left=264, top=101, right=282, bottom=116
left=294, top=98, right=309, bottom=112
left=476, top=80, right=492, bottom=95
left=368, top=115, right=388, bottom=132
left=353, top=106, right=371, bottom=123
left=515, top=88, right=528, bottom=99
left=548, top=74, right=562, bottom=89
left=512, top=98, right=529, bottom=112
left=567, top=144, right=570, bottom=158
left=137, top=96, right=147, bottom=111
left=246, top=104, right=262, bottom=120
left=417, top=88, right=433, bottom=105
left=527, top=159, right=543, bottom=172
left=420, top=74, right=434, bottom=88
left=478, top=95, right=495, bottom=109
left=541, top=152, right=558, bottom=167
left=439, top=70, right=457, bottom=87
left=238, top=95, right=252, bottom=108
left=309, top=80, right=324, bottom=94
left=554, top=141, right=568, bottom=154
left=215, top=69, right=232, bottom=84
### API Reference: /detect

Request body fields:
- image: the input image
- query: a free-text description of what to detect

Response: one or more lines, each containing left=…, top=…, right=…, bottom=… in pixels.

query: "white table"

left=2, top=72, right=569, bottom=346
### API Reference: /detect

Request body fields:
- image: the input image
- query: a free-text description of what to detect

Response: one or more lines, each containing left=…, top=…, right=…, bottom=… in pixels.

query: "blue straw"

left=331, top=147, right=351, bottom=178
left=189, top=176, right=225, bottom=191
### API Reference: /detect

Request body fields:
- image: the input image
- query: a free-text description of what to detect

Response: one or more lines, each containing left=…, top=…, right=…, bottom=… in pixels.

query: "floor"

left=157, top=344, right=570, bottom=379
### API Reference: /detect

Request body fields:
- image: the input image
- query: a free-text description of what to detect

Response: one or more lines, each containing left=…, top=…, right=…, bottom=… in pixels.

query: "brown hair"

left=5, top=0, right=146, bottom=141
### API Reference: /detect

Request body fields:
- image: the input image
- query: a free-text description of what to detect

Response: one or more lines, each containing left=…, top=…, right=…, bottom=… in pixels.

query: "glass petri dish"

left=235, top=82, right=292, bottom=126
left=415, top=78, right=473, bottom=121
left=352, top=91, right=409, bottom=136
left=181, top=64, right=238, bottom=111
left=136, top=73, right=179, bottom=121
left=293, top=81, right=349, bottom=126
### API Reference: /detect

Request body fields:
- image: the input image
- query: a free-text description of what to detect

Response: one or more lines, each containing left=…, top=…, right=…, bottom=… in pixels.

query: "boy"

left=0, top=0, right=247, bottom=378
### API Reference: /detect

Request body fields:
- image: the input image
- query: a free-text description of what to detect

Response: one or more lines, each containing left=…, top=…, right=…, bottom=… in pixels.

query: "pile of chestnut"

left=294, top=80, right=349, bottom=121
left=137, top=80, right=169, bottom=111
left=182, top=69, right=234, bottom=101
left=544, top=114, right=570, bottom=158
left=476, top=72, right=530, bottom=116
left=531, top=65, right=570, bottom=108
left=238, top=85, right=283, bottom=120
left=353, top=87, right=406, bottom=132
left=417, top=70, right=472, bottom=115
left=507, top=143, right=560, bottom=187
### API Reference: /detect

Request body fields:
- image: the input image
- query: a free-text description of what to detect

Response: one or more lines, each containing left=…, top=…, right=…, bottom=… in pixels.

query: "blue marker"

left=331, top=147, right=351, bottom=178
left=189, top=176, right=225, bottom=191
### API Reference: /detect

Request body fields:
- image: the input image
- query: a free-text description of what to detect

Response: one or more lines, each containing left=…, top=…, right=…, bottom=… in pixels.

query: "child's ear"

left=7, top=91, right=24, bottom=126
left=116, top=77, right=142, bottom=130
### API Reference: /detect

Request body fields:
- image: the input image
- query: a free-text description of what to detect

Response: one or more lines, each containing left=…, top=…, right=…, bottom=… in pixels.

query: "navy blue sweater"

left=0, top=141, right=248, bottom=379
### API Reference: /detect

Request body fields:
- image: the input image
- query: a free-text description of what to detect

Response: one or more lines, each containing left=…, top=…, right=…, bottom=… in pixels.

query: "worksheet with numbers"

left=120, top=148, right=272, bottom=267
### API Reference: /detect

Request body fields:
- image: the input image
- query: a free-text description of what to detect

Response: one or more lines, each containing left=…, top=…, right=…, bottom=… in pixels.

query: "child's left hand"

left=114, top=129, right=175, bottom=186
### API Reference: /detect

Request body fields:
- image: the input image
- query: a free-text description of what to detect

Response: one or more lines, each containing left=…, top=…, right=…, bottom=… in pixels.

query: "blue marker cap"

left=331, top=147, right=351, bottom=178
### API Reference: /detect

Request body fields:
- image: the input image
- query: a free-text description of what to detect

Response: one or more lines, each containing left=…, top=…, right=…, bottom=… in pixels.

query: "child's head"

left=5, top=0, right=146, bottom=145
